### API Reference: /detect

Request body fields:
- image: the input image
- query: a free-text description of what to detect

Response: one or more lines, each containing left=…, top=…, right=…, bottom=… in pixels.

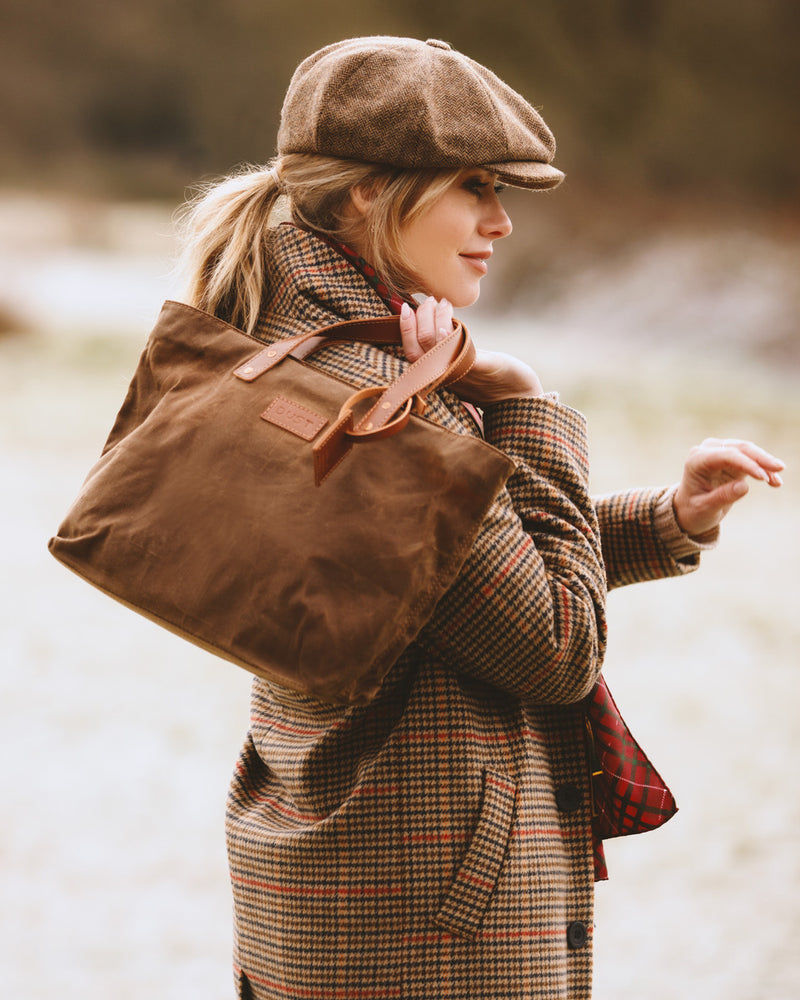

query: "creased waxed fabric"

left=225, top=225, right=701, bottom=999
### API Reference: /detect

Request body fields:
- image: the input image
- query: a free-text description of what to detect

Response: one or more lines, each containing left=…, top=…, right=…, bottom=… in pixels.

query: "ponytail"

left=175, top=163, right=284, bottom=335
left=176, top=154, right=462, bottom=334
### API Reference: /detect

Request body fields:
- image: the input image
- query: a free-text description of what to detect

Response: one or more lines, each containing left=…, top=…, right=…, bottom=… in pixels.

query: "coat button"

left=566, top=921, right=589, bottom=949
left=555, top=783, right=583, bottom=813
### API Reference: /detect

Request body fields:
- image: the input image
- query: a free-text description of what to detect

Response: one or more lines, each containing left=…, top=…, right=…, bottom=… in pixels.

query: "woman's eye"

left=463, top=178, right=505, bottom=198
left=464, top=179, right=489, bottom=197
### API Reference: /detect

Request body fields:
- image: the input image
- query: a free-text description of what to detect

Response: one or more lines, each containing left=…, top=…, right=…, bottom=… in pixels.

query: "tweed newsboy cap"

left=277, top=36, right=564, bottom=190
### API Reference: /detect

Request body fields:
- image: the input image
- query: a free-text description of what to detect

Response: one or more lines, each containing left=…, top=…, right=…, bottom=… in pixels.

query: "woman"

left=177, top=37, right=783, bottom=1000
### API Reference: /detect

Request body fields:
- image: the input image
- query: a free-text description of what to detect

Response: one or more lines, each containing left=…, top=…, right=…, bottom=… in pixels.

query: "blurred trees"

left=2, top=0, right=798, bottom=208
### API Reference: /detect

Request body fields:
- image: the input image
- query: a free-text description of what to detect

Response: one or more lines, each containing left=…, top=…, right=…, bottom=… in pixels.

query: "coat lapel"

left=255, top=224, right=391, bottom=345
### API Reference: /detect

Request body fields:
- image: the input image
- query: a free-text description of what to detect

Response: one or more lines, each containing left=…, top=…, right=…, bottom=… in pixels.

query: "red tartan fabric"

left=584, top=675, right=678, bottom=880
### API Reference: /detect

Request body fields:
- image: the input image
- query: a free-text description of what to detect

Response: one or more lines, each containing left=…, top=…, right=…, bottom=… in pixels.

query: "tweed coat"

left=225, top=225, right=704, bottom=1000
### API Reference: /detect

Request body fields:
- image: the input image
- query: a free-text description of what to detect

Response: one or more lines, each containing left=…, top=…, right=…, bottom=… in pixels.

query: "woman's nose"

left=480, top=197, right=513, bottom=239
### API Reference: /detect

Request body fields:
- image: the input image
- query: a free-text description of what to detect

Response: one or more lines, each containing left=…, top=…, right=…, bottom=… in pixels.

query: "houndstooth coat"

left=225, top=225, right=704, bottom=999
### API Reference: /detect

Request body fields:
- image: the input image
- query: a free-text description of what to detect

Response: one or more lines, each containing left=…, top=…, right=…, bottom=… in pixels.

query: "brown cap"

left=277, top=36, right=564, bottom=190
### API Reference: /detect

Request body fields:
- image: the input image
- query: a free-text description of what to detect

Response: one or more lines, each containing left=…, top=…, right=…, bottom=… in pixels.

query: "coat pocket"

left=434, top=769, right=518, bottom=940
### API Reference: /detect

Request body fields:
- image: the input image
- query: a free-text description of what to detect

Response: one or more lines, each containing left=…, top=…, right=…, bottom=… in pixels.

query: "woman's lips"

left=460, top=252, right=490, bottom=275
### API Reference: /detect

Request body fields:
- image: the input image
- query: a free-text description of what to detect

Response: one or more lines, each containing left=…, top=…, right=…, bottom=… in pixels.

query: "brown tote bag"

left=49, top=300, right=515, bottom=704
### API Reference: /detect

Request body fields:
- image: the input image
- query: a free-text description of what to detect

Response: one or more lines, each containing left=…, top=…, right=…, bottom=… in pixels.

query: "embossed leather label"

left=261, top=396, right=328, bottom=441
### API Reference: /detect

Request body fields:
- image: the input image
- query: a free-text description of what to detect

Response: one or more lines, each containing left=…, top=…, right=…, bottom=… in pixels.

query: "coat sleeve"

left=594, top=486, right=716, bottom=590
left=417, top=396, right=607, bottom=705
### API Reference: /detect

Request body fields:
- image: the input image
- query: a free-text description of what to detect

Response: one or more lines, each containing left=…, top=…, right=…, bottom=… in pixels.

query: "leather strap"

left=234, top=314, right=474, bottom=431
left=234, top=316, right=406, bottom=382
left=233, top=314, right=476, bottom=485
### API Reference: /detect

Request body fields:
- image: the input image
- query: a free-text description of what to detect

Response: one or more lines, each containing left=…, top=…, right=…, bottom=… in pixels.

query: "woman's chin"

left=411, top=281, right=481, bottom=309
left=447, top=284, right=481, bottom=309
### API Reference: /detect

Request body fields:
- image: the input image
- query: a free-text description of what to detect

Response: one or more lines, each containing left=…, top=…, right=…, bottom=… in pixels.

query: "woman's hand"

left=673, top=438, right=785, bottom=536
left=400, top=297, right=543, bottom=405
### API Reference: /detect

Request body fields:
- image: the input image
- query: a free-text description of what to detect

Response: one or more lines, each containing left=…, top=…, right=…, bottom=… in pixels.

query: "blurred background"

left=1, top=2, right=798, bottom=998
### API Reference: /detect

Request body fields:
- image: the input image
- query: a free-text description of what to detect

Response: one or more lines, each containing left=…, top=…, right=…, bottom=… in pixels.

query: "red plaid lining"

left=584, top=675, right=678, bottom=880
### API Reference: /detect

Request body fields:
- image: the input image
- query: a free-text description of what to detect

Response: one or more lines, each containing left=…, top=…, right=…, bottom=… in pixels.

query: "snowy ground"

left=1, top=193, right=798, bottom=999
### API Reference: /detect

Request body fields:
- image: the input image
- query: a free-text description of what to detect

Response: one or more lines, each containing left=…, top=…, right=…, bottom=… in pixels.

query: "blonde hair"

left=175, top=154, right=461, bottom=335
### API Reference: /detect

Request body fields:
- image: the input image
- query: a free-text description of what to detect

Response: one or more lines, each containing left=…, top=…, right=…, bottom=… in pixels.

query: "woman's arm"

left=401, top=303, right=783, bottom=703
left=417, top=394, right=607, bottom=705
left=594, top=486, right=707, bottom=590
left=401, top=299, right=606, bottom=704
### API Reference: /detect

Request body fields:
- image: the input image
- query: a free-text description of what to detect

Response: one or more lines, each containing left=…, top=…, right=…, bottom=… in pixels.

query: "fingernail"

left=441, top=298, right=450, bottom=307
left=401, top=302, right=410, bottom=318
left=773, top=473, right=784, bottom=486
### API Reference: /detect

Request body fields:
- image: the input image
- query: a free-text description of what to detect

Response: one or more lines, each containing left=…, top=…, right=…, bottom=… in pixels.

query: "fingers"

left=416, top=296, right=454, bottom=352
left=675, top=437, right=784, bottom=535
left=706, top=477, right=750, bottom=507
left=726, top=439, right=784, bottom=486
left=706, top=476, right=753, bottom=515
left=689, top=438, right=785, bottom=488
left=399, top=297, right=454, bottom=363
left=399, top=302, right=420, bottom=362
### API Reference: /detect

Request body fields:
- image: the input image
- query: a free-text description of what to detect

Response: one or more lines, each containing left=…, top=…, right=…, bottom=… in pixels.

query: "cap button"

left=425, top=39, right=452, bottom=50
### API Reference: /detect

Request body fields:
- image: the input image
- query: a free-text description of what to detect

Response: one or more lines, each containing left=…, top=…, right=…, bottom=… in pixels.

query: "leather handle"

left=233, top=314, right=475, bottom=486
left=351, top=321, right=473, bottom=435
left=312, top=321, right=473, bottom=484
left=233, top=316, right=406, bottom=382
left=233, top=315, right=473, bottom=411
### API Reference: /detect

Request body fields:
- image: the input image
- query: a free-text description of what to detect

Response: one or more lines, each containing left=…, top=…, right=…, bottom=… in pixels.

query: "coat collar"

left=254, top=224, right=391, bottom=345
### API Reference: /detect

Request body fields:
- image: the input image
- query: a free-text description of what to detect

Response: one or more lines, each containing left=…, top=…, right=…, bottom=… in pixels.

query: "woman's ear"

left=348, top=182, right=378, bottom=218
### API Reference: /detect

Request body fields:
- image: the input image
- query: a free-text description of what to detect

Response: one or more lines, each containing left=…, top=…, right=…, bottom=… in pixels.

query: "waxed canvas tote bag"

left=49, top=300, right=515, bottom=704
